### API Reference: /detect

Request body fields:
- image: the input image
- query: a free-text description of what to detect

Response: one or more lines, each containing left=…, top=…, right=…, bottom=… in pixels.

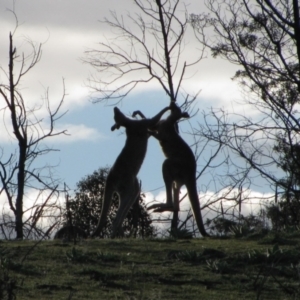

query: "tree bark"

left=8, top=32, right=26, bottom=239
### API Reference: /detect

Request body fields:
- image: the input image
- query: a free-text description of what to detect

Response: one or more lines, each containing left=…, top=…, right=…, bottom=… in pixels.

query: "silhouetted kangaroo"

left=133, top=102, right=209, bottom=237
left=92, top=105, right=169, bottom=238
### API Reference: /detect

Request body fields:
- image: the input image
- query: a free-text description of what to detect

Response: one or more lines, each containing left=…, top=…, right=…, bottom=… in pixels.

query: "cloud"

left=0, top=187, right=64, bottom=238
left=49, top=123, right=104, bottom=143
left=144, top=187, right=274, bottom=233
left=0, top=124, right=14, bottom=144
left=0, top=113, right=103, bottom=145
left=0, top=185, right=275, bottom=239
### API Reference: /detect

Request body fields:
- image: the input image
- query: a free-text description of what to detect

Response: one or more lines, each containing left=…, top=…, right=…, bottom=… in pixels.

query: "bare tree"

left=83, top=0, right=203, bottom=103
left=190, top=1, right=300, bottom=208
left=0, top=20, right=67, bottom=239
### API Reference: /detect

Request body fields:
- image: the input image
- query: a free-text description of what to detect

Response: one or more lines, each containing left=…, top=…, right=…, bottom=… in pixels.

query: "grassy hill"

left=1, top=232, right=300, bottom=299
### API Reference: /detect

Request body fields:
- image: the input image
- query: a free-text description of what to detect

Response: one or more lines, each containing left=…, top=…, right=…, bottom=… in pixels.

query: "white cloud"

left=0, top=121, right=14, bottom=144
left=50, top=123, right=103, bottom=143
left=0, top=112, right=103, bottom=145
left=144, top=187, right=275, bottom=233
left=0, top=184, right=276, bottom=239
left=0, top=187, right=64, bottom=238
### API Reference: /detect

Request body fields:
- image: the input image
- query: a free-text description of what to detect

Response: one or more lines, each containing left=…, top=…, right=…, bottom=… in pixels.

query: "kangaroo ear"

left=112, top=107, right=128, bottom=129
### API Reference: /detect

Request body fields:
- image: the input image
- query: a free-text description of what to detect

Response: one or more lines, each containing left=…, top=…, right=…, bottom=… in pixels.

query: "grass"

left=1, top=232, right=300, bottom=299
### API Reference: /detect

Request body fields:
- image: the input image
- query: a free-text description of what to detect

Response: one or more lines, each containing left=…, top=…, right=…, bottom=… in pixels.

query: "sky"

left=0, top=0, right=275, bottom=230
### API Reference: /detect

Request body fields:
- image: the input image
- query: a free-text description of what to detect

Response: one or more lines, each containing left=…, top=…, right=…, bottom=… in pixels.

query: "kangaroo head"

left=169, top=102, right=189, bottom=122
left=111, top=107, right=127, bottom=131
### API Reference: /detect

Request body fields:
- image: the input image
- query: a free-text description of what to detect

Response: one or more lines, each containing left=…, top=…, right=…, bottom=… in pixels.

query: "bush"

left=207, top=214, right=267, bottom=237
left=58, top=167, right=155, bottom=238
left=266, top=200, right=300, bottom=231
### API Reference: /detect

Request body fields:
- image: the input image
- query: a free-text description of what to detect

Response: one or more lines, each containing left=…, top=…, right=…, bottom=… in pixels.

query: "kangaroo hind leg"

left=92, top=181, right=115, bottom=237
left=148, top=158, right=179, bottom=212
left=111, top=177, right=140, bottom=238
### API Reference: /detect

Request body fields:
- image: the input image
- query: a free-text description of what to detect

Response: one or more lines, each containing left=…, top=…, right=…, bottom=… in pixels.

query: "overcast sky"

left=0, top=0, right=270, bottom=218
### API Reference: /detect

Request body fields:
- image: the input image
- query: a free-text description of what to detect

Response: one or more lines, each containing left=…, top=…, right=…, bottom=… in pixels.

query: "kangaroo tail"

left=91, top=184, right=114, bottom=237
left=187, top=184, right=210, bottom=237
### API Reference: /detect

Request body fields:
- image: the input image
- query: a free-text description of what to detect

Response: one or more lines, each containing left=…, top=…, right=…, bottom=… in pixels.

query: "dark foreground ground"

left=1, top=232, right=300, bottom=299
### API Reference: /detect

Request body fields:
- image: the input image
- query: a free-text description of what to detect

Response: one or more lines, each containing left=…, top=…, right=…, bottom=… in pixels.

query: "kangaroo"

left=133, top=102, right=209, bottom=237
left=92, top=105, right=169, bottom=238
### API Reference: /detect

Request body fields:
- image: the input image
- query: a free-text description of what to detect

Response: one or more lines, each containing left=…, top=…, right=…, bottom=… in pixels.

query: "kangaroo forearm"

left=132, top=110, right=146, bottom=119
left=148, top=106, right=169, bottom=125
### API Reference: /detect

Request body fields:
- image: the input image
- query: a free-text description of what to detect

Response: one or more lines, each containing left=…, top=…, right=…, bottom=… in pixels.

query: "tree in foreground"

left=0, top=17, right=66, bottom=239
left=190, top=0, right=300, bottom=225
left=58, top=168, right=155, bottom=239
